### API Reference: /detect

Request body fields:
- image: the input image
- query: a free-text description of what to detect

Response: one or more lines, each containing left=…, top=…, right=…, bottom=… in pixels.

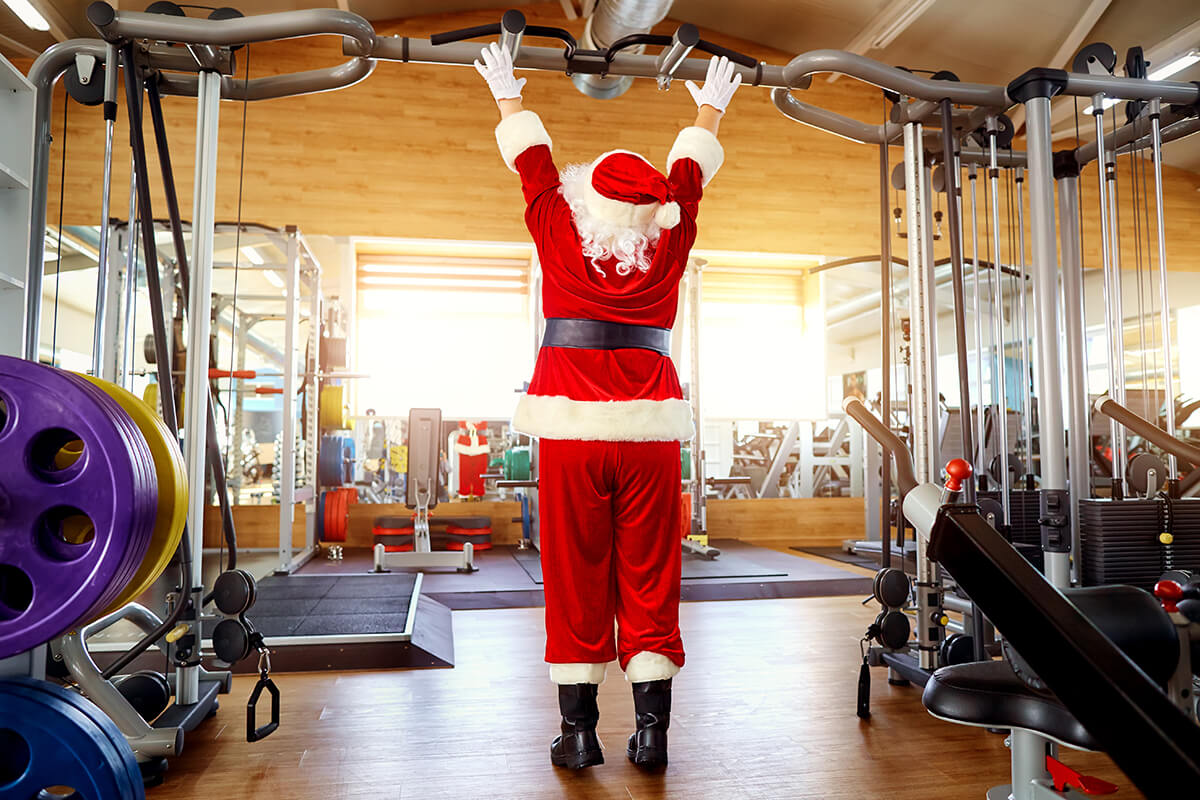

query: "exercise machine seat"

left=923, top=583, right=1180, bottom=748
left=923, top=660, right=1101, bottom=750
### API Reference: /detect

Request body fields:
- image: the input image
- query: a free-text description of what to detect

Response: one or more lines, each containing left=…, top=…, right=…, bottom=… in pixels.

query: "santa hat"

left=581, top=151, right=681, bottom=231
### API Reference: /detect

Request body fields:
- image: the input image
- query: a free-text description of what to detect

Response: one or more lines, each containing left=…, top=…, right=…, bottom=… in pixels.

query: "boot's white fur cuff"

left=549, top=662, right=608, bottom=685
left=624, top=651, right=681, bottom=682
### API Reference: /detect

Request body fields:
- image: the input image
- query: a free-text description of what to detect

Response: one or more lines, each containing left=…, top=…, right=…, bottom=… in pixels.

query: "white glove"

left=684, top=55, right=742, bottom=113
left=474, top=42, right=526, bottom=102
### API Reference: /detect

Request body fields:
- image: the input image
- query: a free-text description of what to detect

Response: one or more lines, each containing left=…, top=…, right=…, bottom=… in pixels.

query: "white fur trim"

left=666, top=126, right=724, bottom=186
left=654, top=201, right=680, bottom=229
left=454, top=442, right=490, bottom=456
left=625, top=652, right=681, bottom=682
left=512, top=395, right=694, bottom=442
left=495, top=110, right=552, bottom=172
left=549, top=662, right=607, bottom=684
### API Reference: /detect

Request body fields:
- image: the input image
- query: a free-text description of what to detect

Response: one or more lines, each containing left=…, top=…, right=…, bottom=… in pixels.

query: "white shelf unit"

left=1, top=53, right=34, bottom=358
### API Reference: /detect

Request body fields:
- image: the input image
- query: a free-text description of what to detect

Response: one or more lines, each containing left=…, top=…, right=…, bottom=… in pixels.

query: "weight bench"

left=373, top=408, right=476, bottom=574
left=922, top=584, right=1185, bottom=798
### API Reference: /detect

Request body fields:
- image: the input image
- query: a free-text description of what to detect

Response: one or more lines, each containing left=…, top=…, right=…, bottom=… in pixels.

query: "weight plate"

left=0, top=677, right=143, bottom=800
left=81, top=375, right=188, bottom=617
left=504, top=447, right=531, bottom=481
left=0, top=358, right=156, bottom=658
left=320, top=385, right=346, bottom=430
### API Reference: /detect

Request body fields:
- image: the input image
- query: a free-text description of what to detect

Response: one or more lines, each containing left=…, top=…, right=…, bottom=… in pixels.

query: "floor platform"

left=295, top=542, right=873, bottom=608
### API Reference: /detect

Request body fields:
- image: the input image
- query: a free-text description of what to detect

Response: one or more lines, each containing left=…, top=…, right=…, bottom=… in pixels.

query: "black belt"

left=541, top=318, right=672, bottom=357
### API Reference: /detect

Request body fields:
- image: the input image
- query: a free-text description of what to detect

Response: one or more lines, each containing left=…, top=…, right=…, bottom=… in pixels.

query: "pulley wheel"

left=0, top=677, right=144, bottom=800
left=212, top=617, right=253, bottom=664
left=872, top=567, right=911, bottom=608
left=80, top=374, right=188, bottom=617
left=64, top=58, right=104, bottom=106
left=0, top=358, right=157, bottom=659
left=1072, top=42, right=1117, bottom=75
left=212, top=568, right=257, bottom=616
left=1127, top=452, right=1167, bottom=496
left=874, top=610, right=910, bottom=650
left=939, top=633, right=975, bottom=666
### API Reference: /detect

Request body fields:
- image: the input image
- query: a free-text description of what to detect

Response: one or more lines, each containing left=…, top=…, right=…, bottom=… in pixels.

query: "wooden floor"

left=148, top=587, right=1139, bottom=799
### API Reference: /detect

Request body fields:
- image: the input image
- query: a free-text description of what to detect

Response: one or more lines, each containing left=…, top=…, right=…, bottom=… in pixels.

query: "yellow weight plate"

left=320, top=385, right=347, bottom=430
left=81, top=376, right=188, bottom=616
left=142, top=383, right=160, bottom=420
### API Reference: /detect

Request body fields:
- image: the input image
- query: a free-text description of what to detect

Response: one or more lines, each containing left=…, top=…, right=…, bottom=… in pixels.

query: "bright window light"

left=1082, top=97, right=1119, bottom=115
left=240, top=246, right=265, bottom=265
left=359, top=276, right=524, bottom=290
left=360, top=263, right=525, bottom=277
left=1148, top=49, right=1200, bottom=81
left=2, top=0, right=50, bottom=31
left=263, top=270, right=285, bottom=288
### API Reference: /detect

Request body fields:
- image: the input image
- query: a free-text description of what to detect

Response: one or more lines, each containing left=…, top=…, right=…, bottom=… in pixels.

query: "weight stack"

left=374, top=515, right=414, bottom=552
left=1078, top=498, right=1163, bottom=589
left=978, top=489, right=1043, bottom=572
left=1163, top=498, right=1200, bottom=577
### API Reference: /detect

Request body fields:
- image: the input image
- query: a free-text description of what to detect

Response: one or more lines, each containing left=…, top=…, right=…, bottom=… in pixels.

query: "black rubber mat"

left=512, top=545, right=787, bottom=584
left=249, top=573, right=418, bottom=638
left=792, top=546, right=915, bottom=572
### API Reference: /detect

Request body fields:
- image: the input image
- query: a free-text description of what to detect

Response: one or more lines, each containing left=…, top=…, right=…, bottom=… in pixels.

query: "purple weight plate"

left=0, top=357, right=154, bottom=658
left=60, top=373, right=157, bottom=615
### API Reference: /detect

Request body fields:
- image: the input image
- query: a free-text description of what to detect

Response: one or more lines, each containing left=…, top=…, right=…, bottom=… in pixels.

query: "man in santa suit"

left=475, top=43, right=740, bottom=770
left=454, top=421, right=489, bottom=499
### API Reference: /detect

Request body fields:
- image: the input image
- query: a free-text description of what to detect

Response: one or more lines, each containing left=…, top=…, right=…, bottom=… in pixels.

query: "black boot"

left=550, top=683, right=604, bottom=769
left=626, top=679, right=671, bottom=768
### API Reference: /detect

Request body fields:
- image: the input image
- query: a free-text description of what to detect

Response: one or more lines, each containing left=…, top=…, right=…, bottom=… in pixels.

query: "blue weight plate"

left=21, top=675, right=147, bottom=796
left=0, top=677, right=142, bottom=799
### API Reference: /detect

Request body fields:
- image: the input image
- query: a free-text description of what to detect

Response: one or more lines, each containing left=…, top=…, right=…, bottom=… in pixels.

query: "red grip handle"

left=1154, top=579, right=1184, bottom=613
left=255, top=387, right=283, bottom=395
left=944, top=458, right=973, bottom=492
left=209, top=369, right=256, bottom=379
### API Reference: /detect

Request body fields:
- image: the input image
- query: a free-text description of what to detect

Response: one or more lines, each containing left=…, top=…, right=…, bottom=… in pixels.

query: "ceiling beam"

left=336, top=0, right=350, bottom=11
left=26, top=0, right=82, bottom=42
left=827, top=0, right=936, bottom=83
left=0, top=31, right=39, bottom=58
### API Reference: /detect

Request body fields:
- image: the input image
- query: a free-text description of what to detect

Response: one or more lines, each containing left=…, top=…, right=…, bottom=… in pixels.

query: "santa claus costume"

left=475, top=43, right=741, bottom=770
left=454, top=421, right=489, bottom=499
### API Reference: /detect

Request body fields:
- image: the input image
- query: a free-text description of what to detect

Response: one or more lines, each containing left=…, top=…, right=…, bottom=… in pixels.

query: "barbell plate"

left=81, top=375, right=189, bottom=617
left=0, top=677, right=143, bottom=799
left=0, top=358, right=156, bottom=658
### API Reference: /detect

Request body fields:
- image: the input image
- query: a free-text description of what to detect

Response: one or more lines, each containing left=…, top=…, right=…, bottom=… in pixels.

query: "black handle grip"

left=430, top=23, right=501, bottom=46
left=523, top=24, right=577, bottom=58
left=695, top=39, right=757, bottom=69
left=246, top=676, right=280, bottom=742
left=604, top=32, right=675, bottom=62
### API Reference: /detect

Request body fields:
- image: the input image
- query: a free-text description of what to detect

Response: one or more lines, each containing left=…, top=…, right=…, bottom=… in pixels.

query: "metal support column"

left=180, top=68, right=220, bottom=705
left=99, top=223, right=124, bottom=383
left=1104, top=111, right=1128, bottom=484
left=119, top=164, right=138, bottom=389
left=687, top=259, right=706, bottom=536
left=1023, top=95, right=1070, bottom=589
left=91, top=43, right=118, bottom=377
left=903, top=121, right=940, bottom=670
left=1092, top=100, right=1124, bottom=490
left=986, top=117, right=1011, bottom=523
left=229, top=312, right=248, bottom=498
left=968, top=165, right=986, bottom=473
left=1014, top=168, right=1035, bottom=473
left=1150, top=99, right=1176, bottom=479
left=278, top=228, right=301, bottom=571
left=1058, top=169, right=1087, bottom=584
left=879, top=138, right=893, bottom=567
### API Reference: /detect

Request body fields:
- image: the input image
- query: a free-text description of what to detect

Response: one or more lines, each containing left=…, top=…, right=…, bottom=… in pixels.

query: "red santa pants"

left=458, top=453, right=487, bottom=497
left=538, top=438, right=684, bottom=683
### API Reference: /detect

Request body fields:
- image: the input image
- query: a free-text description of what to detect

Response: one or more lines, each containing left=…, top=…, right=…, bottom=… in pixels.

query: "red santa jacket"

left=494, top=110, right=724, bottom=442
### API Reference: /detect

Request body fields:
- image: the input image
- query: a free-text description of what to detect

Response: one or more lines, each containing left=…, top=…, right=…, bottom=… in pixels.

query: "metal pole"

left=1014, top=168, right=1034, bottom=475
left=180, top=69, right=220, bottom=706
left=99, top=223, right=123, bottom=382
left=1058, top=170, right=1087, bottom=584
left=91, top=43, right=118, bottom=376
left=1104, top=109, right=1128, bottom=485
left=903, top=122, right=939, bottom=670
left=1150, top=99, right=1176, bottom=479
left=1023, top=95, right=1070, bottom=590
left=879, top=138, right=893, bottom=568
left=986, top=118, right=1011, bottom=523
left=968, top=165, right=986, bottom=474
left=279, top=228, right=301, bottom=571
left=920, top=161, right=940, bottom=479
left=1092, top=100, right=1124, bottom=492
left=688, top=260, right=706, bottom=537
left=119, top=162, right=138, bottom=389
left=939, top=100, right=975, bottom=503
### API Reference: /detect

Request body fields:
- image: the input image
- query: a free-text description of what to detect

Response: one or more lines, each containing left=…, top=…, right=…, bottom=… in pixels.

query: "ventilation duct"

left=572, top=0, right=674, bottom=99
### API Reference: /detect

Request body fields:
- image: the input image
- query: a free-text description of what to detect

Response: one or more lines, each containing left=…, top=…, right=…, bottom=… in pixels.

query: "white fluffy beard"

left=558, top=163, right=661, bottom=278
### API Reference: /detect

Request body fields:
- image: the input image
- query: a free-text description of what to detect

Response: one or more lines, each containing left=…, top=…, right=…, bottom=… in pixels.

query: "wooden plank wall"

left=17, top=4, right=1200, bottom=266
left=707, top=497, right=863, bottom=546
left=203, top=503, right=306, bottom=549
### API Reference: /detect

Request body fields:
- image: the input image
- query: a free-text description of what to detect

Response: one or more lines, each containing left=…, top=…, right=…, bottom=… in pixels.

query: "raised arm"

left=666, top=56, right=743, bottom=210
left=475, top=43, right=559, bottom=204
